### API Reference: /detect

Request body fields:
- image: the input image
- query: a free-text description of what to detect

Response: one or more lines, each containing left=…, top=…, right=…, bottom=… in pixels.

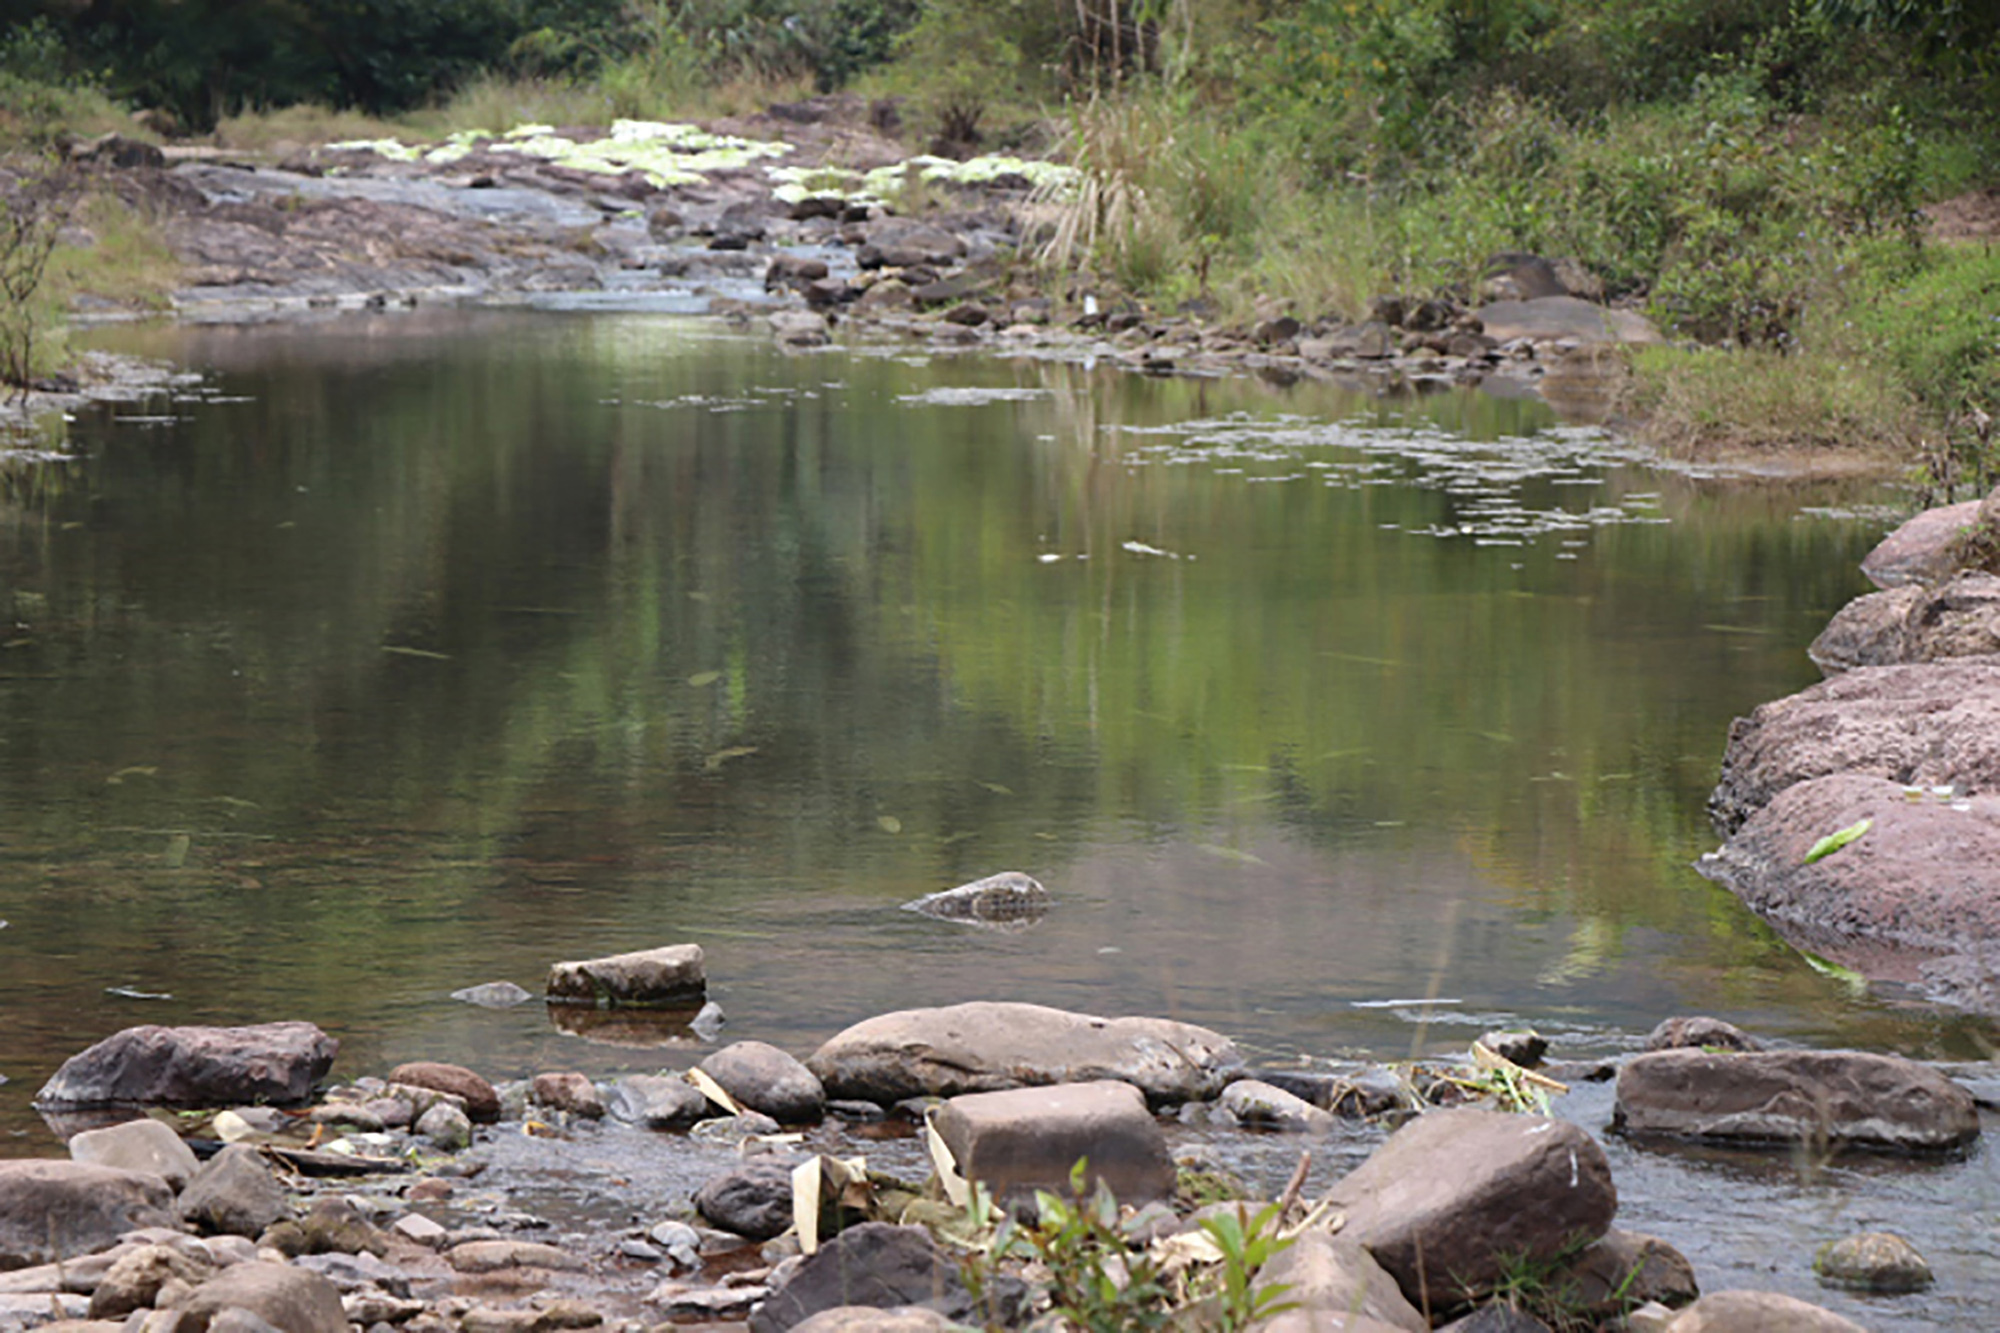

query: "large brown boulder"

left=1807, top=585, right=1926, bottom=674
left=1323, top=1108, right=1617, bottom=1311
left=0, top=1161, right=176, bottom=1267
left=34, top=1023, right=337, bottom=1110
left=1858, top=498, right=1982, bottom=589
left=1707, top=656, right=2000, bottom=834
left=805, top=1002, right=1241, bottom=1108
left=1699, top=772, right=2000, bottom=1007
left=1613, top=1048, right=1978, bottom=1152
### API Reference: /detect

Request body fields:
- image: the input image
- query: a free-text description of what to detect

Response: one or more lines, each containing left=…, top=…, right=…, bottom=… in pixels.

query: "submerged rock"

left=449, top=981, right=534, bottom=1008
left=1612, top=1048, right=1978, bottom=1151
left=35, top=1022, right=338, bottom=1109
left=1814, top=1230, right=1933, bottom=1293
left=900, top=871, right=1050, bottom=928
left=806, top=1001, right=1241, bottom=1108
left=546, top=944, right=706, bottom=1008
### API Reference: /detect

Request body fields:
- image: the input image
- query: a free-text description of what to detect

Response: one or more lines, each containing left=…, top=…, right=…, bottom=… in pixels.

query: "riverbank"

left=4, top=968, right=1990, bottom=1332
left=0, top=104, right=1941, bottom=483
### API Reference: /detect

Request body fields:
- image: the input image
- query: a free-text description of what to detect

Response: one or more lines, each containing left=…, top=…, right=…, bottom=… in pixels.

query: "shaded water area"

left=4, top=311, right=1998, bottom=1325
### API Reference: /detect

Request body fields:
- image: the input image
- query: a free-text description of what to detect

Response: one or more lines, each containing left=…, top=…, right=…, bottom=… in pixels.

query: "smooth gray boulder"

left=606, top=1074, right=709, bottom=1130
left=1699, top=773, right=2000, bottom=1009
left=0, top=1161, right=176, bottom=1267
left=698, top=1042, right=825, bottom=1124
left=806, top=1001, right=1241, bottom=1108
left=171, top=1261, right=346, bottom=1333
left=901, top=872, right=1050, bottom=928
left=932, top=1080, right=1174, bottom=1209
left=34, top=1023, right=337, bottom=1109
left=1663, top=1290, right=1866, bottom=1331
left=693, top=1157, right=800, bottom=1240
left=747, top=1223, right=975, bottom=1333
left=1707, top=656, right=2000, bottom=834
left=1252, top=1229, right=1426, bottom=1333
left=1324, top=1108, right=1617, bottom=1310
left=546, top=944, right=706, bottom=1007
left=67, top=1118, right=200, bottom=1191
left=178, top=1145, right=289, bottom=1237
left=1613, top=1048, right=1978, bottom=1151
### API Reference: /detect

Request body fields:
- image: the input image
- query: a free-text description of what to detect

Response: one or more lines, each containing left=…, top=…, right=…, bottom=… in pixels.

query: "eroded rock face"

left=1707, top=657, right=2000, bottom=835
left=1701, top=773, right=2000, bottom=972
left=1324, top=1108, right=1617, bottom=1311
left=900, top=872, right=1050, bottom=928
left=0, top=1161, right=177, bottom=1267
left=34, top=1023, right=337, bottom=1110
left=805, top=1001, right=1241, bottom=1108
left=1612, top=1048, right=1978, bottom=1152
left=1810, top=574, right=2000, bottom=675
left=931, top=1081, right=1174, bottom=1209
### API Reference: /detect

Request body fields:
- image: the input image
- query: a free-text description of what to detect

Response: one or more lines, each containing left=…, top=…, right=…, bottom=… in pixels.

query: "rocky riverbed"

left=0, top=935, right=1989, bottom=1333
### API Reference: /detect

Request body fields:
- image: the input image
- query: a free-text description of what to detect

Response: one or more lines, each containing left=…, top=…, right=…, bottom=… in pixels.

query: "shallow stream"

left=2, top=310, right=1995, bottom=1326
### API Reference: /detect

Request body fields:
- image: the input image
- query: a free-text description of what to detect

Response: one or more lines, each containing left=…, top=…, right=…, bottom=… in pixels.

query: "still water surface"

left=2, top=311, right=1996, bottom=1321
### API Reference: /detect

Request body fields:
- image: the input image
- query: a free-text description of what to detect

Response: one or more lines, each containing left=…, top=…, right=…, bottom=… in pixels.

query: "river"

left=2, top=310, right=1995, bottom=1325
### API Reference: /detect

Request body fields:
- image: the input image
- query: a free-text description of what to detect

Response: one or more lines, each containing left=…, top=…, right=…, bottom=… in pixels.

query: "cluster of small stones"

left=0, top=957, right=1968, bottom=1333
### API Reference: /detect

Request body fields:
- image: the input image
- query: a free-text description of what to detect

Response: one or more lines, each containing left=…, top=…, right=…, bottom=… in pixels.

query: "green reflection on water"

left=0, top=311, right=1979, bottom=1149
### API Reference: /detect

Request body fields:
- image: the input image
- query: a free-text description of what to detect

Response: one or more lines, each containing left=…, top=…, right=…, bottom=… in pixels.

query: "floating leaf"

left=1803, top=818, right=1872, bottom=864
left=381, top=644, right=451, bottom=661
left=877, top=815, right=903, bottom=835
left=105, top=765, right=158, bottom=785
left=976, top=781, right=1013, bottom=796
left=703, top=745, right=758, bottom=772
left=105, top=986, right=173, bottom=1001
left=162, top=833, right=191, bottom=869
left=686, top=670, right=722, bottom=687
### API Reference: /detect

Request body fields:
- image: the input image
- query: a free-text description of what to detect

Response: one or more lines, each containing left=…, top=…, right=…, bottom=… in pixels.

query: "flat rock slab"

left=34, top=1022, right=337, bottom=1109
left=932, top=1080, right=1173, bottom=1207
left=1707, top=656, right=2000, bottom=835
left=0, top=1161, right=177, bottom=1267
left=1613, top=1048, right=1978, bottom=1151
left=1860, top=499, right=1982, bottom=589
left=806, top=1001, right=1241, bottom=1107
left=1700, top=772, right=2000, bottom=1008
left=546, top=944, right=706, bottom=1007
left=1471, top=296, right=1661, bottom=345
left=1326, top=1108, right=1617, bottom=1310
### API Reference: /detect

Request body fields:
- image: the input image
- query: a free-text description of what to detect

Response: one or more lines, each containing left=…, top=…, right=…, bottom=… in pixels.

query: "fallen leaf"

left=703, top=745, right=758, bottom=772
left=1804, top=818, right=1872, bottom=865
left=106, top=765, right=158, bottom=785
left=381, top=645, right=451, bottom=661
left=876, top=815, right=903, bottom=835
left=687, top=670, right=722, bottom=687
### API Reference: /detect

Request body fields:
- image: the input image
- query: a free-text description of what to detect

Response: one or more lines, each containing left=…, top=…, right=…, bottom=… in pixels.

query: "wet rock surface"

left=33, top=1023, right=337, bottom=1110
left=806, top=1000, right=1242, bottom=1107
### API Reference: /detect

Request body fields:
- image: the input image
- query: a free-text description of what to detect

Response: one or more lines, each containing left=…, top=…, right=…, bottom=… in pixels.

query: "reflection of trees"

left=0, top=314, right=1897, bottom=1067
